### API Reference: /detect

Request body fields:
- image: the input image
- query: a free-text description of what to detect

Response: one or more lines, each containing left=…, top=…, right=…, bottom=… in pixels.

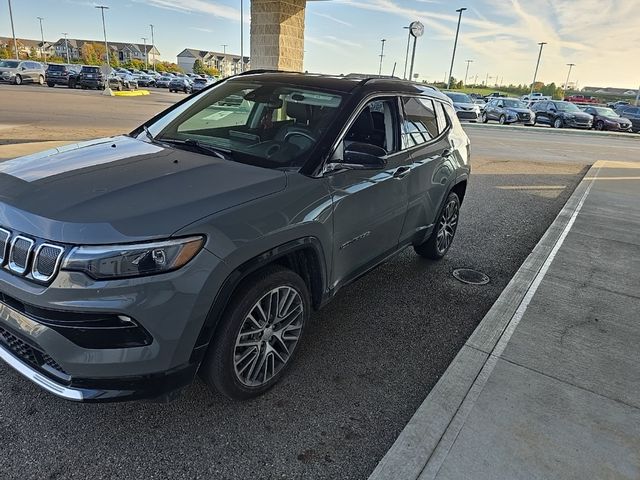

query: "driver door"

left=327, top=97, right=411, bottom=289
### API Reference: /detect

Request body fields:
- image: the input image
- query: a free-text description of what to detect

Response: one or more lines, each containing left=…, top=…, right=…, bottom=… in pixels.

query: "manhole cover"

left=453, top=268, right=490, bottom=285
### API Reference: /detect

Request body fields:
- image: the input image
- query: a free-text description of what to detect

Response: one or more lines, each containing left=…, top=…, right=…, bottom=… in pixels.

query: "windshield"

left=592, top=107, right=618, bottom=117
left=0, top=60, right=20, bottom=68
left=556, top=102, right=581, bottom=112
left=156, top=80, right=345, bottom=169
left=503, top=99, right=527, bottom=108
left=445, top=92, right=472, bottom=104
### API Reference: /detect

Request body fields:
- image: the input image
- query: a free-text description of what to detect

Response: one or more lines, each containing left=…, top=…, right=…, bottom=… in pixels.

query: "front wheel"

left=200, top=266, right=310, bottom=400
left=481, top=112, right=488, bottom=123
left=47, top=82, right=55, bottom=87
left=553, top=117, right=563, bottom=129
left=498, top=114, right=507, bottom=125
left=13, top=74, right=22, bottom=85
left=595, top=120, right=605, bottom=131
left=414, top=191, right=461, bottom=260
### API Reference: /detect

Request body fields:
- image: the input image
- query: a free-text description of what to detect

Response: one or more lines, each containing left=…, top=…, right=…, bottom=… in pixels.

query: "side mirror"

left=549, top=108, right=556, bottom=112
left=343, top=142, right=387, bottom=169
left=326, top=142, right=387, bottom=173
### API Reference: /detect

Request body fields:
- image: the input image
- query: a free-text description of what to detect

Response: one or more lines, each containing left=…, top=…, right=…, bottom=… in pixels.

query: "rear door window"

left=435, top=102, right=449, bottom=135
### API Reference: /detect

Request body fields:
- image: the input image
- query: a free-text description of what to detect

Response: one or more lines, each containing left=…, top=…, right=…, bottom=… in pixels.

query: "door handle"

left=393, top=166, right=411, bottom=179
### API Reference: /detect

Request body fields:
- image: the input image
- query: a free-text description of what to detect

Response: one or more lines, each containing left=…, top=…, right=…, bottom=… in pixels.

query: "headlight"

left=453, top=104, right=461, bottom=111
left=565, top=114, right=576, bottom=119
left=62, top=236, right=204, bottom=279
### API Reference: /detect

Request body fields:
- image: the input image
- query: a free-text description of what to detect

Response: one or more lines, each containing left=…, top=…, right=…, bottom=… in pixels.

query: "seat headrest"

left=286, top=102, right=311, bottom=123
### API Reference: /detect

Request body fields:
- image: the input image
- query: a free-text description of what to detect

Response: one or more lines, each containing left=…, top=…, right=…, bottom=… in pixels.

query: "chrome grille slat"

left=8, top=236, right=35, bottom=275
left=0, top=228, right=10, bottom=264
left=32, top=244, right=65, bottom=283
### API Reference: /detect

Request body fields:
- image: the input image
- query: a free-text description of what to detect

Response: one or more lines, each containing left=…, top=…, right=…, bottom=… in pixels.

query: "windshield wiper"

left=142, top=125, right=155, bottom=142
left=161, top=138, right=231, bottom=160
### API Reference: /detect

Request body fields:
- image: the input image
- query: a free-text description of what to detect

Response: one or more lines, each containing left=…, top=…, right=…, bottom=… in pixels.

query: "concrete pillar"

left=250, top=0, right=306, bottom=71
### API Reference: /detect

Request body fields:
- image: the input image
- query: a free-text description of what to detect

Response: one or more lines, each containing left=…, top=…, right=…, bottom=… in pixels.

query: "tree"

left=155, top=61, right=183, bottom=73
left=202, top=66, right=220, bottom=77
left=192, top=59, right=205, bottom=75
left=0, top=46, right=11, bottom=59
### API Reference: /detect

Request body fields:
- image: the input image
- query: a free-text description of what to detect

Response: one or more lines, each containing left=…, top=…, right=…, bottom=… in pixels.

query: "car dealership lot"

left=0, top=84, right=635, bottom=479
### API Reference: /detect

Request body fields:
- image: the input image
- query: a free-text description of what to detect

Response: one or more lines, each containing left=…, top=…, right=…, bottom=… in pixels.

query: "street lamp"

left=142, top=37, right=148, bottom=70
left=407, top=21, right=424, bottom=81
left=447, top=7, right=466, bottom=89
left=562, top=63, right=575, bottom=99
left=62, top=32, right=70, bottom=64
left=95, top=5, right=112, bottom=95
left=529, top=41, right=547, bottom=97
left=37, top=17, right=46, bottom=61
left=149, top=24, right=155, bottom=71
left=464, top=59, right=473, bottom=85
left=222, top=44, right=228, bottom=54
left=378, top=38, right=386, bottom=76
left=240, top=0, right=244, bottom=72
left=7, top=0, right=19, bottom=59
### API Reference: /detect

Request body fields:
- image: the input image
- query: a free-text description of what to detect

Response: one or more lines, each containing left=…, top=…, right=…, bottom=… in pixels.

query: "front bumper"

left=564, top=118, right=592, bottom=129
left=0, top=247, right=228, bottom=402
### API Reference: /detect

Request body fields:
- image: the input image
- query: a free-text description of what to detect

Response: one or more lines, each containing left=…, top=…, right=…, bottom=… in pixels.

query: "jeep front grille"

left=0, top=227, right=65, bottom=283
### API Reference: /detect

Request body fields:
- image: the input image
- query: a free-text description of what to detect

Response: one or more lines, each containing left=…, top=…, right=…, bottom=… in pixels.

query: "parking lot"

left=0, top=84, right=638, bottom=479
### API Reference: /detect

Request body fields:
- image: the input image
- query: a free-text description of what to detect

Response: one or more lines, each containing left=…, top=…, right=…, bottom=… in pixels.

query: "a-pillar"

left=250, top=0, right=306, bottom=71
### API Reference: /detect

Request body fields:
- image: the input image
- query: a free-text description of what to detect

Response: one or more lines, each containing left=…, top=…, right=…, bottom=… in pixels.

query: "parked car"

left=135, top=74, right=156, bottom=88
left=0, top=59, right=46, bottom=85
left=107, top=74, right=125, bottom=91
left=115, top=72, right=138, bottom=90
left=443, top=92, right=481, bottom=121
left=521, top=92, right=552, bottom=102
left=0, top=72, right=470, bottom=402
left=484, top=92, right=507, bottom=99
left=169, top=77, right=192, bottom=93
left=581, top=106, right=633, bottom=132
left=191, top=76, right=214, bottom=93
left=472, top=98, right=486, bottom=112
left=78, top=65, right=105, bottom=89
left=614, top=105, right=640, bottom=132
left=155, top=75, right=172, bottom=88
left=45, top=63, right=81, bottom=88
left=531, top=100, right=593, bottom=129
left=607, top=100, right=630, bottom=109
left=564, top=94, right=599, bottom=104
left=482, top=98, right=535, bottom=125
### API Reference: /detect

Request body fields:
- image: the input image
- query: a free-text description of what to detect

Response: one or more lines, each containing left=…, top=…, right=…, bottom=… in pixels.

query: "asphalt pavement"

left=0, top=84, right=604, bottom=479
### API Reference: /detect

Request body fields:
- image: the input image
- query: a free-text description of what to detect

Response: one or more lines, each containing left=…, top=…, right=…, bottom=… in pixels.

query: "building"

left=583, top=86, right=639, bottom=96
left=177, top=48, right=249, bottom=77
left=51, top=38, right=160, bottom=64
left=0, top=37, right=54, bottom=58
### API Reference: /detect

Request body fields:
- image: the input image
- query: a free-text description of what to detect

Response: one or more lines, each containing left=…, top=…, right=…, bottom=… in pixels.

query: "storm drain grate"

left=453, top=268, right=490, bottom=285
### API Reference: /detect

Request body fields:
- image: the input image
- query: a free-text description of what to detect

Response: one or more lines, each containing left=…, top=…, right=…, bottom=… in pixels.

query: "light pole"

left=635, top=85, right=639, bottom=107
left=562, top=63, right=575, bottom=99
left=484, top=72, right=488, bottom=86
left=149, top=24, right=155, bottom=71
left=408, top=22, right=424, bottom=81
left=529, top=41, right=547, bottom=97
left=378, top=38, right=386, bottom=76
left=240, top=0, right=244, bottom=72
left=62, top=32, right=70, bottom=64
left=447, top=7, right=466, bottom=89
left=464, top=59, right=473, bottom=85
left=7, top=0, right=19, bottom=59
left=222, top=44, right=227, bottom=54
left=95, top=5, right=112, bottom=95
left=473, top=73, right=478, bottom=85
left=403, top=25, right=411, bottom=79
left=142, top=37, right=148, bottom=70
left=37, top=17, right=46, bottom=61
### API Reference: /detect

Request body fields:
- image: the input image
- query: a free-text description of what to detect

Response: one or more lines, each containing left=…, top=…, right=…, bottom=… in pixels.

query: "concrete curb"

left=368, top=164, right=598, bottom=480
left=113, top=89, right=150, bottom=97
left=462, top=121, right=640, bottom=140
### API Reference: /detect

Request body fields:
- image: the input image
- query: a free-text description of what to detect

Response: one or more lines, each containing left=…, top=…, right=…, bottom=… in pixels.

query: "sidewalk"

left=370, top=160, right=640, bottom=480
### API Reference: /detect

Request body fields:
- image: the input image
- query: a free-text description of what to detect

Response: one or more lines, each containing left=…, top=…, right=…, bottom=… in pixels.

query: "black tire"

left=117, top=84, right=122, bottom=91
left=595, top=120, right=605, bottom=131
left=47, top=82, right=55, bottom=87
left=498, top=114, right=507, bottom=125
left=14, top=74, right=22, bottom=85
left=414, top=191, right=461, bottom=260
left=481, top=112, right=488, bottom=123
left=553, top=117, right=563, bottom=129
left=199, top=265, right=310, bottom=400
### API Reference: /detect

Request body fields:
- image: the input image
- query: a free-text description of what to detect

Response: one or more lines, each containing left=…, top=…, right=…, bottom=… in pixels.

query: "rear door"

left=535, top=101, right=549, bottom=124
left=328, top=96, right=411, bottom=288
left=399, top=96, right=453, bottom=246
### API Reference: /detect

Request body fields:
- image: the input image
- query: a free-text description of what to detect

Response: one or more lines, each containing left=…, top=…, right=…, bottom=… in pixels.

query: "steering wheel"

left=284, top=131, right=315, bottom=143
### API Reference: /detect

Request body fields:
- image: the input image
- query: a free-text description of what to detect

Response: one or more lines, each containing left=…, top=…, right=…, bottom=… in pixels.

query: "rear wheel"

left=38, top=75, right=44, bottom=85
left=200, top=266, right=310, bottom=400
left=414, top=191, right=461, bottom=260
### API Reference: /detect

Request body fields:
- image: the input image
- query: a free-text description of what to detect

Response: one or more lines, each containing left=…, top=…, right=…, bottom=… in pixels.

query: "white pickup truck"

left=521, top=92, right=552, bottom=102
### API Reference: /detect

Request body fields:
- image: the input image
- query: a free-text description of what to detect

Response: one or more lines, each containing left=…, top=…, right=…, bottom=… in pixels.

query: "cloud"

left=190, top=27, right=214, bottom=33
left=137, top=0, right=248, bottom=22
left=311, top=12, right=352, bottom=27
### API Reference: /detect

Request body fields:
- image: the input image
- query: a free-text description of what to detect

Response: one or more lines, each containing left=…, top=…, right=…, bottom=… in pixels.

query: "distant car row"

left=443, top=91, right=639, bottom=133
left=0, top=60, right=218, bottom=95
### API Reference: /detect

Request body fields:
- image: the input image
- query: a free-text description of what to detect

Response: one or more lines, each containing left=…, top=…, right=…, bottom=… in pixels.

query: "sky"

left=3, top=0, right=639, bottom=88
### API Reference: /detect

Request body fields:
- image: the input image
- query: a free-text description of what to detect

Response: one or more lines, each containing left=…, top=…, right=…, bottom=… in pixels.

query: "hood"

left=562, top=111, right=592, bottom=119
left=0, top=67, right=17, bottom=74
left=505, top=107, right=531, bottom=114
left=0, top=136, right=287, bottom=244
left=454, top=102, right=478, bottom=110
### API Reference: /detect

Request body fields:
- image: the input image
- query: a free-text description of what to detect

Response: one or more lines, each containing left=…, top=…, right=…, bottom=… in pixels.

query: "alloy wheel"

left=436, top=199, right=459, bottom=254
left=233, top=286, right=304, bottom=387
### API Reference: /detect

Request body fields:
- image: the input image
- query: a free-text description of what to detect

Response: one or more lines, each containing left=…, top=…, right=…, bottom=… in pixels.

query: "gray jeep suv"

left=0, top=71, right=470, bottom=402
